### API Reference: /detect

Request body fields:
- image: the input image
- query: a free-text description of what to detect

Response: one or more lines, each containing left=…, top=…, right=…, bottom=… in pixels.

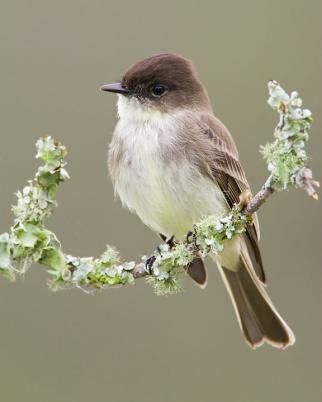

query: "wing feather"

left=198, top=115, right=266, bottom=283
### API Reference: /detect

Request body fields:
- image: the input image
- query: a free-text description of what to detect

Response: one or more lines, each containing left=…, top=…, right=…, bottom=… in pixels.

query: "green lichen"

left=195, top=207, right=252, bottom=256
left=146, top=274, right=183, bottom=296
left=261, top=81, right=312, bottom=190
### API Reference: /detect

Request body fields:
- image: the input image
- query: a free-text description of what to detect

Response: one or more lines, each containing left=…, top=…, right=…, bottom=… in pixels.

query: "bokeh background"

left=1, top=1, right=321, bottom=401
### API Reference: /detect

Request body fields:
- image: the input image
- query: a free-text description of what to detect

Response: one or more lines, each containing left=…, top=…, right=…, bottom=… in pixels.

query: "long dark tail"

left=218, top=257, right=295, bottom=349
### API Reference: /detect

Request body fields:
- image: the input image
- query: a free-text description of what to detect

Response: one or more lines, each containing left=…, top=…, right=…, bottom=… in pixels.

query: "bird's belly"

left=114, top=157, right=228, bottom=239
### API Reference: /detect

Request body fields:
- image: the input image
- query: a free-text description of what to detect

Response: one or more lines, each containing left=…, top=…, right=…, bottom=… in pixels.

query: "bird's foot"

left=186, top=231, right=194, bottom=243
left=186, top=229, right=198, bottom=249
left=145, top=255, right=156, bottom=274
left=145, top=242, right=167, bottom=274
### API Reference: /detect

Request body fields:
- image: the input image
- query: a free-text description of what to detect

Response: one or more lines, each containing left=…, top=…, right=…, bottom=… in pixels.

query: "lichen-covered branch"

left=0, top=81, right=319, bottom=295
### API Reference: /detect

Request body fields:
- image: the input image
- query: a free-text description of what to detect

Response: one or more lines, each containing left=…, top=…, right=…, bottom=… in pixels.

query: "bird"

left=101, top=53, right=295, bottom=349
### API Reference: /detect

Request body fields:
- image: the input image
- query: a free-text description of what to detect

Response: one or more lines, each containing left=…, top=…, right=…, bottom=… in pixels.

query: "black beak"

left=100, top=82, right=130, bottom=94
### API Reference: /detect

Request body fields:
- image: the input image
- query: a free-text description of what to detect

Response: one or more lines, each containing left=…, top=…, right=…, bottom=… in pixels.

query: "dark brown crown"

left=123, top=53, right=196, bottom=89
left=121, top=53, right=210, bottom=109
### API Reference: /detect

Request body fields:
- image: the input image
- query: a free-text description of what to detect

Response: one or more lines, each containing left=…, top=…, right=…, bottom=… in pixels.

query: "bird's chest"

left=109, top=117, right=227, bottom=238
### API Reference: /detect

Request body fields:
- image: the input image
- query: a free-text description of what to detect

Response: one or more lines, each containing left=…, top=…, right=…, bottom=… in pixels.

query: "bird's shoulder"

left=180, top=112, right=249, bottom=192
left=196, top=113, right=240, bottom=158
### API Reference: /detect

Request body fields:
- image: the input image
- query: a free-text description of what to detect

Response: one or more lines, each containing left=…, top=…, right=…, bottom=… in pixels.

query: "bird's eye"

left=150, top=84, right=168, bottom=98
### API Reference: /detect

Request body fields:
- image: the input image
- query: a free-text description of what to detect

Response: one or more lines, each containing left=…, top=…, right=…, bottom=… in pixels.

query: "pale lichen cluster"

left=262, top=81, right=316, bottom=196
left=0, top=82, right=318, bottom=295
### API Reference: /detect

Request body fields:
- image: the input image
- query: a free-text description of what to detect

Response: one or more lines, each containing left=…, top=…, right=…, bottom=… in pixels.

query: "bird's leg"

left=159, top=234, right=176, bottom=249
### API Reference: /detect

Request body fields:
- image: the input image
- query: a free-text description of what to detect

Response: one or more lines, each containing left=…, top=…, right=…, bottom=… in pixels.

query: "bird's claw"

left=145, top=255, right=156, bottom=274
left=186, top=231, right=194, bottom=243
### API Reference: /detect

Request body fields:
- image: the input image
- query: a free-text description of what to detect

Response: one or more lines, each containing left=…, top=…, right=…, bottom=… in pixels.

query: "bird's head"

left=101, top=53, right=210, bottom=117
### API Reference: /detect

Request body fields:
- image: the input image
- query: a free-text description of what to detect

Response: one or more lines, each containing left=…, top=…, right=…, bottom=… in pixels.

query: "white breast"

left=109, top=96, right=228, bottom=239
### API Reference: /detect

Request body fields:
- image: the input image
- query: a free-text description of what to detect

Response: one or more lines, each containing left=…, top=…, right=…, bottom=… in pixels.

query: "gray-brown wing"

left=199, top=115, right=266, bottom=284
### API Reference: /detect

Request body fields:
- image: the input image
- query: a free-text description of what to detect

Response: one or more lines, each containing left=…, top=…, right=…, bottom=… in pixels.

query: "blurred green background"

left=1, top=1, right=321, bottom=401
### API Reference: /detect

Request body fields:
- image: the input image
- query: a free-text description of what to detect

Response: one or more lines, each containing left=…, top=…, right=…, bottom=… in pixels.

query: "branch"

left=0, top=81, right=319, bottom=295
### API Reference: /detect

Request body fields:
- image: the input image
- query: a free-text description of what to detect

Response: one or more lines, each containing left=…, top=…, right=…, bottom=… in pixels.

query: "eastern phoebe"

left=101, top=53, right=295, bottom=348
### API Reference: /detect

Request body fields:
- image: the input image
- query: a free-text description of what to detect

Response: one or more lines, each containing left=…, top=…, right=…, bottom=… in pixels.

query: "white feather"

left=110, top=96, right=230, bottom=241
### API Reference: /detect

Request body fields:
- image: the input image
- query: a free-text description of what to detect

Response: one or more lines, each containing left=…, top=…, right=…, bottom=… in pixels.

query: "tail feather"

left=186, top=258, right=208, bottom=289
left=218, top=259, right=295, bottom=349
left=244, top=226, right=266, bottom=284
